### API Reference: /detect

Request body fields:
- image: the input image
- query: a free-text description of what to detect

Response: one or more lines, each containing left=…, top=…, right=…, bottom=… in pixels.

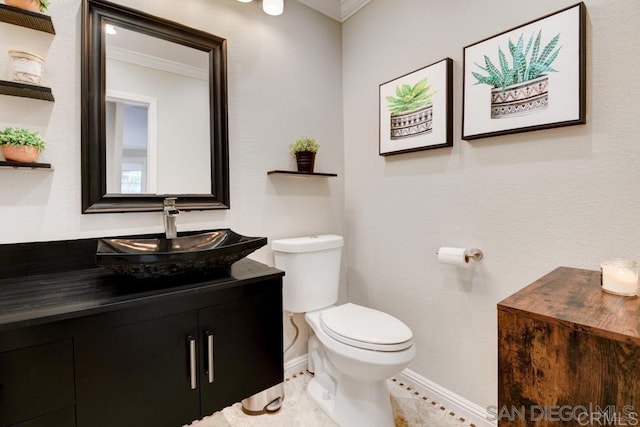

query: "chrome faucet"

left=163, top=198, right=180, bottom=239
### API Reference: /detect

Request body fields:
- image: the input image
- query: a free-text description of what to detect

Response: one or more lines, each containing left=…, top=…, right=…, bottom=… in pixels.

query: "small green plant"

left=290, top=136, right=319, bottom=154
left=385, top=78, right=435, bottom=115
left=473, top=30, right=561, bottom=92
left=0, top=127, right=46, bottom=151
left=39, top=0, right=50, bottom=12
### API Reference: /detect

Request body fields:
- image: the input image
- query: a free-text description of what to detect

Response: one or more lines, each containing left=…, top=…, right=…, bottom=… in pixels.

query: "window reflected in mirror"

left=106, top=98, right=152, bottom=193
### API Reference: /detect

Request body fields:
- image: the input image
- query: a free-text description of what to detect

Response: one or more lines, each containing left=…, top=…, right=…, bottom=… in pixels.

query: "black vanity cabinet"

left=75, top=311, right=199, bottom=427
left=0, top=340, right=75, bottom=426
left=198, top=284, right=283, bottom=415
left=0, top=248, right=283, bottom=427
left=74, top=280, right=283, bottom=427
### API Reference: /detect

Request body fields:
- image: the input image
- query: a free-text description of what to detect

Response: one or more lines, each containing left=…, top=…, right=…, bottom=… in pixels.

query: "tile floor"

left=189, top=371, right=475, bottom=427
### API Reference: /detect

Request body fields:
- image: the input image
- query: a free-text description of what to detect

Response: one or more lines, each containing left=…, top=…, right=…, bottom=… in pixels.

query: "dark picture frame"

left=462, top=3, right=586, bottom=140
left=379, top=58, right=453, bottom=156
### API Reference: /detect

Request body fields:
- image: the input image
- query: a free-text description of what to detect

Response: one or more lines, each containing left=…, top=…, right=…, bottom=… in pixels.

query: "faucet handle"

left=163, top=197, right=177, bottom=207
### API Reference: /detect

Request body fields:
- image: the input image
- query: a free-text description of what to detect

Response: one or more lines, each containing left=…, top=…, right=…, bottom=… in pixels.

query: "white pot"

left=490, top=74, right=549, bottom=119
left=8, top=50, right=45, bottom=85
left=389, top=103, right=433, bottom=140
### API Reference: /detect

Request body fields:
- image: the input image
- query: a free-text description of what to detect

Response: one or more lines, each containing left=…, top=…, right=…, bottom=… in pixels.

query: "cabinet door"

left=75, top=311, right=200, bottom=427
left=199, top=281, right=283, bottom=416
left=11, top=406, right=75, bottom=427
left=0, top=340, right=74, bottom=427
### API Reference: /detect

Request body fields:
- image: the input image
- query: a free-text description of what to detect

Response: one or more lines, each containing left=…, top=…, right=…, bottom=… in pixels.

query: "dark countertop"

left=498, top=266, right=640, bottom=345
left=0, top=258, right=283, bottom=332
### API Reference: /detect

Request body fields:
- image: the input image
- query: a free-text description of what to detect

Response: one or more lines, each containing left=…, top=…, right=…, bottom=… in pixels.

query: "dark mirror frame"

left=81, top=0, right=229, bottom=213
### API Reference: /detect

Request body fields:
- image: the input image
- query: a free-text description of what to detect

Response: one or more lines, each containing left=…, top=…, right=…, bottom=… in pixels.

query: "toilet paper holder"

left=464, top=248, right=483, bottom=262
left=436, top=248, right=484, bottom=263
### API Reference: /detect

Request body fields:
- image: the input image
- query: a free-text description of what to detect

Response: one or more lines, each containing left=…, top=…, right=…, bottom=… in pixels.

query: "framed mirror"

left=81, top=0, right=229, bottom=213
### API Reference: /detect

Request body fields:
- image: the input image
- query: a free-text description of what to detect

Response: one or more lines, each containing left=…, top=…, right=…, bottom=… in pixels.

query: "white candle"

left=601, top=260, right=638, bottom=296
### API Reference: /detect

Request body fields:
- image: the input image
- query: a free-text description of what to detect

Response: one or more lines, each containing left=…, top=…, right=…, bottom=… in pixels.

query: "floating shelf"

left=0, top=4, right=55, bottom=34
left=0, top=80, right=54, bottom=102
left=267, top=170, right=337, bottom=177
left=0, top=160, right=52, bottom=170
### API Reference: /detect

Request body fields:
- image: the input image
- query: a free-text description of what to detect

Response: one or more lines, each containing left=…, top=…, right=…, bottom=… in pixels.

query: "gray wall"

left=343, top=0, right=640, bottom=407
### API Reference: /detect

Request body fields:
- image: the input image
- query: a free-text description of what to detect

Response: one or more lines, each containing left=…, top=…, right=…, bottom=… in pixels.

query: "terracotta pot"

left=5, top=0, right=41, bottom=13
left=1, top=145, right=41, bottom=163
left=295, top=152, right=315, bottom=173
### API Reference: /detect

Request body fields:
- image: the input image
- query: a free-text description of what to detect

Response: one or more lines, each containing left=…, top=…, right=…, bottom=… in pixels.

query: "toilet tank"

left=272, top=235, right=343, bottom=313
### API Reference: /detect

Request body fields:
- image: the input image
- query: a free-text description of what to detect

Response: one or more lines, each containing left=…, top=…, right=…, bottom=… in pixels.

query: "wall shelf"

left=0, top=160, right=52, bottom=170
left=267, top=170, right=337, bottom=177
left=0, top=4, right=55, bottom=174
left=0, top=4, right=55, bottom=34
left=0, top=80, right=55, bottom=101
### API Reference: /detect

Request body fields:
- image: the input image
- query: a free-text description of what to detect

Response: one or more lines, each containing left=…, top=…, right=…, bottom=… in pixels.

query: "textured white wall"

left=0, top=0, right=344, bottom=260
left=0, top=0, right=344, bottom=363
left=343, top=0, right=640, bottom=408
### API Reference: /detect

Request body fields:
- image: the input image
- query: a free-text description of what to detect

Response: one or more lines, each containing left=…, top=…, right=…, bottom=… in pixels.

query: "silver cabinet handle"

left=205, top=331, right=214, bottom=384
left=188, top=335, right=197, bottom=390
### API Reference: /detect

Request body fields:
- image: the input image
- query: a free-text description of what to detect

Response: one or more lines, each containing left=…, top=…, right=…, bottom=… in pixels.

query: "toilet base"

left=307, top=373, right=394, bottom=427
left=304, top=309, right=413, bottom=427
left=307, top=334, right=394, bottom=427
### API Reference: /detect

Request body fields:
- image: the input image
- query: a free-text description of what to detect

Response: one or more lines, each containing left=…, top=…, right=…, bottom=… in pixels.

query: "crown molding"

left=340, top=0, right=371, bottom=21
left=106, top=46, right=208, bottom=81
left=296, top=0, right=370, bottom=22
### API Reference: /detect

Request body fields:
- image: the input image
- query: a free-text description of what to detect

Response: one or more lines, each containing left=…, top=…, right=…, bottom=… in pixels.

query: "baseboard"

left=284, top=354, right=308, bottom=376
left=285, top=354, right=494, bottom=426
left=397, top=369, right=495, bottom=427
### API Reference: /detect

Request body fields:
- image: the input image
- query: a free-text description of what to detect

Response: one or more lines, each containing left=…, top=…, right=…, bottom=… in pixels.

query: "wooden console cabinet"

left=498, top=267, right=640, bottom=426
left=0, top=237, right=283, bottom=427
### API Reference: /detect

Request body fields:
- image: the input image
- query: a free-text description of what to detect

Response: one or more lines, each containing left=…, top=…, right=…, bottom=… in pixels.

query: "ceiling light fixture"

left=262, top=0, right=284, bottom=16
left=237, top=0, right=283, bottom=16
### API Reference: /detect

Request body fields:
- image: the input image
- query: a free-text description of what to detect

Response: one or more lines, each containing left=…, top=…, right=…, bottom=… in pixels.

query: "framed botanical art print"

left=462, top=2, right=586, bottom=140
left=379, top=58, right=453, bottom=156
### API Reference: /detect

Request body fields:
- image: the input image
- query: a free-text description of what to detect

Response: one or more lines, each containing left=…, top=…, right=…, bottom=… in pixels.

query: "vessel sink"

left=96, top=229, right=267, bottom=279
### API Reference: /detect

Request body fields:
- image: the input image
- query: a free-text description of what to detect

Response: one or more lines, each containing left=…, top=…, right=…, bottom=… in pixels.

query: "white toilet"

left=272, top=235, right=416, bottom=427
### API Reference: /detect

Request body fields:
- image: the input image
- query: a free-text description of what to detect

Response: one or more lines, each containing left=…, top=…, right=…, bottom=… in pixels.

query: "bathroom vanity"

left=0, top=237, right=283, bottom=427
left=498, top=267, right=640, bottom=425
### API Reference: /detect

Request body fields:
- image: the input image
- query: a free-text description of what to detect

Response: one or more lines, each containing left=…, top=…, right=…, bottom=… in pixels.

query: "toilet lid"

left=319, top=303, right=413, bottom=352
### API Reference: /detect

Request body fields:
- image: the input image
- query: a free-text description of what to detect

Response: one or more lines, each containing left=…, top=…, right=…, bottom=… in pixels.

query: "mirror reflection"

left=105, top=25, right=211, bottom=195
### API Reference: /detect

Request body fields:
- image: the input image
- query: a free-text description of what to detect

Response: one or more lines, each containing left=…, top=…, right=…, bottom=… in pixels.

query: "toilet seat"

left=319, top=303, right=413, bottom=352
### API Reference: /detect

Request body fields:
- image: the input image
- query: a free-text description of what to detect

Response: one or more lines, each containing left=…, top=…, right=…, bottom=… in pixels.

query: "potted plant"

left=385, top=78, right=435, bottom=139
left=472, top=30, right=561, bottom=118
left=5, top=0, right=50, bottom=13
left=290, top=136, right=319, bottom=173
left=0, top=127, right=46, bottom=163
